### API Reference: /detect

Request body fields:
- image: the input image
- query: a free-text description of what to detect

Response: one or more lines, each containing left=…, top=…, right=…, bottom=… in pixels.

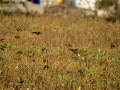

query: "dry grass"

left=0, top=14, right=120, bottom=90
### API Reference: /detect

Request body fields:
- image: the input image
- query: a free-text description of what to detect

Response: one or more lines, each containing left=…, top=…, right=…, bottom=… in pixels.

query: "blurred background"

left=0, top=0, right=120, bottom=21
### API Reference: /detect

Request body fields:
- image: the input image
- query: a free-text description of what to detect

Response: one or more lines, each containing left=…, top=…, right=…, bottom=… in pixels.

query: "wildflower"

left=82, top=57, right=84, bottom=60
left=78, top=54, right=80, bottom=57
left=15, top=66, right=19, bottom=69
left=77, top=86, right=83, bottom=90
left=99, top=49, right=101, bottom=52
left=33, top=87, right=35, bottom=90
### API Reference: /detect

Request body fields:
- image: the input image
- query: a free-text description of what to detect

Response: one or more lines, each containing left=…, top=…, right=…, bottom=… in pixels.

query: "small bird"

left=0, top=47, right=4, bottom=51
left=17, top=78, right=24, bottom=85
left=111, top=43, right=115, bottom=48
left=69, top=48, right=78, bottom=53
left=42, top=48, right=47, bottom=53
left=0, top=39, right=4, bottom=42
left=15, top=36, right=20, bottom=38
left=43, top=59, right=48, bottom=64
left=32, top=32, right=42, bottom=35
left=17, top=28, right=22, bottom=31
left=17, top=51, right=22, bottom=54
left=0, top=45, right=6, bottom=51
left=43, top=65, right=50, bottom=70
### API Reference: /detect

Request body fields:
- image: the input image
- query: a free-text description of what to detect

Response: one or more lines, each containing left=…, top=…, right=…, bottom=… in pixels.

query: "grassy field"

left=0, top=14, right=120, bottom=90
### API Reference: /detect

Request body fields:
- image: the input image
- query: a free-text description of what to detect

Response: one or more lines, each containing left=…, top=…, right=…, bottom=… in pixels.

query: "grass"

left=0, top=14, right=120, bottom=90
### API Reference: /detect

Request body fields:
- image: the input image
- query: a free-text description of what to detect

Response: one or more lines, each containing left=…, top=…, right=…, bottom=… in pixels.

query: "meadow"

left=0, top=13, right=120, bottom=90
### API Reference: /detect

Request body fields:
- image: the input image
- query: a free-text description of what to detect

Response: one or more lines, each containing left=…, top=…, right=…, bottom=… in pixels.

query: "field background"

left=0, top=14, right=120, bottom=90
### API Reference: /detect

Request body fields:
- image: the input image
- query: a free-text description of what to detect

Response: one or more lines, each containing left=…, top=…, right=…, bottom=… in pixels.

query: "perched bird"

left=69, top=48, right=78, bottom=53
left=32, top=32, right=42, bottom=35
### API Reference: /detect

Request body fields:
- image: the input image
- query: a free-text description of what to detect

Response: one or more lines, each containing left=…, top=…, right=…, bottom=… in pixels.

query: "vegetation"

left=0, top=13, right=120, bottom=90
